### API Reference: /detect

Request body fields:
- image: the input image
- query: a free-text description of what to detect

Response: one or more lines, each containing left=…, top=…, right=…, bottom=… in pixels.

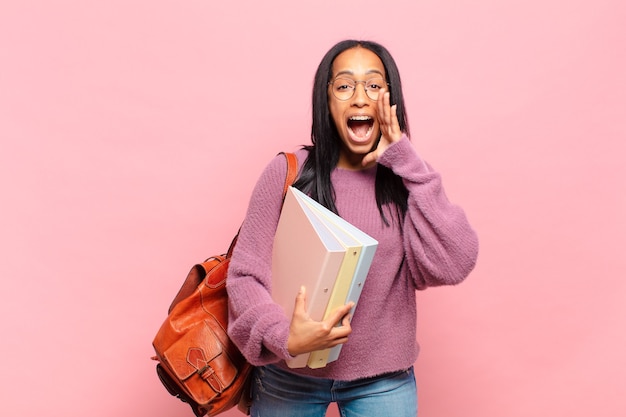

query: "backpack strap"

left=226, top=152, right=298, bottom=257
left=280, top=152, right=298, bottom=196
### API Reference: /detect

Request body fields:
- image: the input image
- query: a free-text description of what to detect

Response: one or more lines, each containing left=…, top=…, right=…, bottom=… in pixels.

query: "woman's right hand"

left=287, top=286, right=354, bottom=356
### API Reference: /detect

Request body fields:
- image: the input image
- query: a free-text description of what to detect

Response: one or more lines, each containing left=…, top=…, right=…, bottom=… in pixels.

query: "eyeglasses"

left=329, top=77, right=389, bottom=101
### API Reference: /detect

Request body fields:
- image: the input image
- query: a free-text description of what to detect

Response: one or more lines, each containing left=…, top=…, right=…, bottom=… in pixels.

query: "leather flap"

left=163, top=320, right=223, bottom=381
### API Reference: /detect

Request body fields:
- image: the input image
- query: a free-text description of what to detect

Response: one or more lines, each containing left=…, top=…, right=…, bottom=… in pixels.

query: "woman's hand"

left=362, top=89, right=402, bottom=167
left=287, top=286, right=354, bottom=356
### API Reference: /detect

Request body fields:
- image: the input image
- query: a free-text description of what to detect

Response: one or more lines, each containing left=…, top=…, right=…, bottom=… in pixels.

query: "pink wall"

left=1, top=1, right=624, bottom=416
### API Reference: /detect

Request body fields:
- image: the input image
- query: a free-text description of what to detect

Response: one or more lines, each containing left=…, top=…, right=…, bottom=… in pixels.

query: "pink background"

left=1, top=1, right=624, bottom=416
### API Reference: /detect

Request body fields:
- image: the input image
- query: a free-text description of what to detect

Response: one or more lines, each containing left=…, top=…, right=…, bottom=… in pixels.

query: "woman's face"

left=328, top=47, right=387, bottom=169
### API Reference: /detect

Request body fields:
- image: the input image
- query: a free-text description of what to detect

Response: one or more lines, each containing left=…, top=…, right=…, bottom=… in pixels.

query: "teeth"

left=349, top=115, right=372, bottom=121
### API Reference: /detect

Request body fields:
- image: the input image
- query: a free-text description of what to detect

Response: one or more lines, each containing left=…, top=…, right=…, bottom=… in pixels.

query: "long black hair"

left=293, top=40, right=410, bottom=226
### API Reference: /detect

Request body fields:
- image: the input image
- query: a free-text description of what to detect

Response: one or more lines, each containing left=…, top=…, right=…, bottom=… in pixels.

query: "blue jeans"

left=250, top=364, right=418, bottom=417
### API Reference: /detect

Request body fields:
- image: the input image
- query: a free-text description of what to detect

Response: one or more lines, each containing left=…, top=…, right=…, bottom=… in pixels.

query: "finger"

left=361, top=150, right=377, bottom=167
left=329, top=333, right=350, bottom=347
left=377, top=87, right=386, bottom=118
left=382, top=91, right=392, bottom=128
left=293, top=286, right=307, bottom=317
left=377, top=91, right=385, bottom=125
left=329, top=319, right=352, bottom=341
left=390, top=104, right=400, bottom=136
left=326, top=302, right=354, bottom=327
left=341, top=311, right=353, bottom=327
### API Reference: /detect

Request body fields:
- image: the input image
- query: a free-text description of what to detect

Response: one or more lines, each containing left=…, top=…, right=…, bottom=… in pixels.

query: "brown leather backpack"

left=152, top=152, right=298, bottom=416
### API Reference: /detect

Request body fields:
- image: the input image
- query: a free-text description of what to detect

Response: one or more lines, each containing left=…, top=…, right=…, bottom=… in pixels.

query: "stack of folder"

left=271, top=186, right=378, bottom=369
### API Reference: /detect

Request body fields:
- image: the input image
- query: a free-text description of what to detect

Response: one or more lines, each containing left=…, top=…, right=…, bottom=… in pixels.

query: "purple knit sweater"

left=226, top=135, right=478, bottom=381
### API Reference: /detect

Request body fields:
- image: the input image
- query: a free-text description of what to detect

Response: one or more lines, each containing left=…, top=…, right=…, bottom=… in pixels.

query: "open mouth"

left=347, top=115, right=374, bottom=143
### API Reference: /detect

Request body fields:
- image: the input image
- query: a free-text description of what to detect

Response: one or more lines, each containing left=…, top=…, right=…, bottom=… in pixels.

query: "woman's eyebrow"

left=333, top=69, right=384, bottom=78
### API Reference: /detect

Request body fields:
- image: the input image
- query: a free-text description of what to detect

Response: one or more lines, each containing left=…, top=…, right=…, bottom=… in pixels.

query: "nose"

left=352, top=82, right=368, bottom=105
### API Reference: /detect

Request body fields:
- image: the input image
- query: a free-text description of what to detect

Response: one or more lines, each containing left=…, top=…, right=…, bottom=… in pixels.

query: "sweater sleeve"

left=378, top=135, right=479, bottom=290
left=225, top=153, right=298, bottom=365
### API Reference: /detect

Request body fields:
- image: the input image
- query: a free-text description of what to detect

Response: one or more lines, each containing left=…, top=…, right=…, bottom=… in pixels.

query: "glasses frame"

left=328, top=77, right=390, bottom=101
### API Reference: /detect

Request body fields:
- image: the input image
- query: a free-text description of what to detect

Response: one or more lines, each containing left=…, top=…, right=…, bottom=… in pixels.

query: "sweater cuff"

left=377, top=134, right=429, bottom=175
left=272, top=323, right=296, bottom=361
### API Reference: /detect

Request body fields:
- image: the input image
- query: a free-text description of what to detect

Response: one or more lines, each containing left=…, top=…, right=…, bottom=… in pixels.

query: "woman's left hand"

left=362, top=88, right=402, bottom=166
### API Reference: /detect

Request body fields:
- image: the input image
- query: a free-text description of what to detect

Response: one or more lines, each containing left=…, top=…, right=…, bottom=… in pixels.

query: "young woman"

left=226, top=39, right=479, bottom=417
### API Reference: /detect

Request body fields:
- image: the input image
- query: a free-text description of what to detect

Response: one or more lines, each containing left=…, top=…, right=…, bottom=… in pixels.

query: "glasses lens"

left=365, top=78, right=386, bottom=101
left=332, top=78, right=355, bottom=100
left=331, top=78, right=387, bottom=101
